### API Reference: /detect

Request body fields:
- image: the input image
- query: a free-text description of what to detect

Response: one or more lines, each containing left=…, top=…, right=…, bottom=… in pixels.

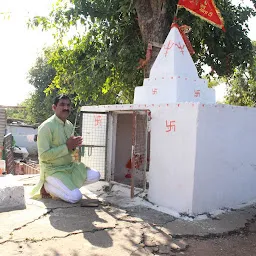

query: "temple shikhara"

left=134, top=23, right=215, bottom=105
left=80, top=23, right=256, bottom=215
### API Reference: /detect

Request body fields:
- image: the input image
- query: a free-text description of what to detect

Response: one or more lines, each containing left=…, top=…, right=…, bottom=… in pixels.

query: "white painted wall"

left=192, top=105, right=256, bottom=213
left=134, top=82, right=177, bottom=105
left=134, top=77, right=215, bottom=105
left=148, top=103, right=198, bottom=213
left=133, top=24, right=215, bottom=105
left=150, top=25, right=198, bottom=79
left=81, top=103, right=256, bottom=214
left=7, top=125, right=38, bottom=155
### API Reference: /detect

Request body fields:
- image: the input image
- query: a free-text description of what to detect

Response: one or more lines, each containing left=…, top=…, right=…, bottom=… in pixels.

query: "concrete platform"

left=0, top=174, right=25, bottom=212
left=0, top=175, right=256, bottom=256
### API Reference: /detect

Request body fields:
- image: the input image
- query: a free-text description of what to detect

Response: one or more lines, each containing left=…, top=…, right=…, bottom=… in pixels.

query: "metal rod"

left=131, top=111, right=137, bottom=199
left=175, top=6, right=179, bottom=18
left=131, top=145, right=135, bottom=198
left=173, top=5, right=180, bottom=23
left=88, top=147, right=92, bottom=156
left=72, top=101, right=81, bottom=136
left=78, top=111, right=83, bottom=162
left=104, top=113, right=109, bottom=181
left=143, top=110, right=148, bottom=191
left=81, top=145, right=106, bottom=148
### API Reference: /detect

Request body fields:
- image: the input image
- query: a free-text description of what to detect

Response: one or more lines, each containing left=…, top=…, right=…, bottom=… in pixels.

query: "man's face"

left=52, top=98, right=71, bottom=121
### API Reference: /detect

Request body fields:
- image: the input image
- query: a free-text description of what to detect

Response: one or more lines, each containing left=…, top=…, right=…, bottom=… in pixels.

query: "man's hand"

left=66, top=136, right=83, bottom=150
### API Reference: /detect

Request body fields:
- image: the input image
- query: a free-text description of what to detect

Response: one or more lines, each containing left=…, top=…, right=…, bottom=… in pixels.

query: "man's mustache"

left=62, top=110, right=70, bottom=113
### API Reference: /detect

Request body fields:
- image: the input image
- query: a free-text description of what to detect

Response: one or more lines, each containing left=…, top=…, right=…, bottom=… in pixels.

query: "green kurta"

left=31, top=114, right=87, bottom=198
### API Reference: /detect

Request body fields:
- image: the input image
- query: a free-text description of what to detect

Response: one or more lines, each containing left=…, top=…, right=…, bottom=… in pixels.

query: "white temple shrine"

left=134, top=23, right=215, bottom=105
left=80, top=24, right=256, bottom=215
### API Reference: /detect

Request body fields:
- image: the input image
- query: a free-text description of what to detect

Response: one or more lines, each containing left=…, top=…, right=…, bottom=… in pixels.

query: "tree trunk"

left=134, top=0, right=170, bottom=77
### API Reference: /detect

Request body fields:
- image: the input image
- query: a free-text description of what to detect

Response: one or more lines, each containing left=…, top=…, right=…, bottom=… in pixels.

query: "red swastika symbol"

left=152, top=88, right=158, bottom=95
left=194, top=90, right=200, bottom=97
left=164, top=40, right=174, bottom=57
left=94, top=115, right=102, bottom=126
left=164, top=40, right=185, bottom=57
left=175, top=42, right=185, bottom=55
left=166, top=120, right=176, bottom=132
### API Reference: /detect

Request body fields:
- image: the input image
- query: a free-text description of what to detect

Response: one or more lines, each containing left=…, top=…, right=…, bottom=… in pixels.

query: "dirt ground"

left=186, top=233, right=256, bottom=256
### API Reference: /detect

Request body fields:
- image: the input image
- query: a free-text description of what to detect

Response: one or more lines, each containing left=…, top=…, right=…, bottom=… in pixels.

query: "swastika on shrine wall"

left=166, top=120, right=176, bottom=132
left=194, top=90, right=201, bottom=97
left=94, top=115, right=102, bottom=126
left=152, top=88, right=158, bottom=95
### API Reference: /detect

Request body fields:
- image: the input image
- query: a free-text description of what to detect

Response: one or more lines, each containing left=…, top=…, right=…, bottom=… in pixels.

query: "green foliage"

left=6, top=105, right=30, bottom=123
left=225, top=41, right=256, bottom=106
left=31, top=0, right=146, bottom=105
left=45, top=21, right=144, bottom=105
left=27, top=0, right=255, bottom=105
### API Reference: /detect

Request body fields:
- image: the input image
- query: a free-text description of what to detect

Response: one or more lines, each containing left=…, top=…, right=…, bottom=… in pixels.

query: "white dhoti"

left=44, top=169, right=100, bottom=203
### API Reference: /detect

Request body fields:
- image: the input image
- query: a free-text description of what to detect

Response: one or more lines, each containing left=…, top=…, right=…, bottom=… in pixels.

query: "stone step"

left=0, top=174, right=25, bottom=212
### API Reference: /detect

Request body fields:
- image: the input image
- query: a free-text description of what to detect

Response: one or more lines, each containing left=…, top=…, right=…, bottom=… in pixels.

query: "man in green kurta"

left=31, top=95, right=100, bottom=203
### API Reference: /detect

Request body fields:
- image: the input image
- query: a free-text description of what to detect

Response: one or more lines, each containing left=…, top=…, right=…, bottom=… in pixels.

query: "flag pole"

left=175, top=6, right=179, bottom=17
left=72, top=100, right=81, bottom=136
left=173, top=5, right=180, bottom=23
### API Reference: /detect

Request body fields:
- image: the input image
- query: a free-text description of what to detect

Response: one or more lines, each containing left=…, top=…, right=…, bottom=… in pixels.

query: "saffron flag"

left=177, top=0, right=225, bottom=31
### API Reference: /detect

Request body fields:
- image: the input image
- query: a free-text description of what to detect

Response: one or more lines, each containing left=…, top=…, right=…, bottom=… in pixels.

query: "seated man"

left=31, top=94, right=100, bottom=203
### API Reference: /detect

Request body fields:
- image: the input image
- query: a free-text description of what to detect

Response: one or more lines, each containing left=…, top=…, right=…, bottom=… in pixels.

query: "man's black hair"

left=53, top=94, right=71, bottom=106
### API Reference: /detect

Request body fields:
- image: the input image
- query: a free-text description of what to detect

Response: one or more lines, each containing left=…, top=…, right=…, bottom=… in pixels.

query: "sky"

left=0, top=0, right=255, bottom=106
left=0, top=0, right=55, bottom=106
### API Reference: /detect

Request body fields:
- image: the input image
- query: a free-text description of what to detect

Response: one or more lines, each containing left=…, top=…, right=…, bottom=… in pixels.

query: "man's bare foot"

left=40, top=185, right=52, bottom=199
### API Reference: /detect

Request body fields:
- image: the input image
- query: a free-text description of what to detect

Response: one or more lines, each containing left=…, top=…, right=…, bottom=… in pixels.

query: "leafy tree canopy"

left=29, top=0, right=255, bottom=104
left=225, top=41, right=256, bottom=106
left=7, top=51, right=79, bottom=126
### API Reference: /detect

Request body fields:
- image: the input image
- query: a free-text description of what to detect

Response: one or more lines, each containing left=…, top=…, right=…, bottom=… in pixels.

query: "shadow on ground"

left=36, top=198, right=114, bottom=249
